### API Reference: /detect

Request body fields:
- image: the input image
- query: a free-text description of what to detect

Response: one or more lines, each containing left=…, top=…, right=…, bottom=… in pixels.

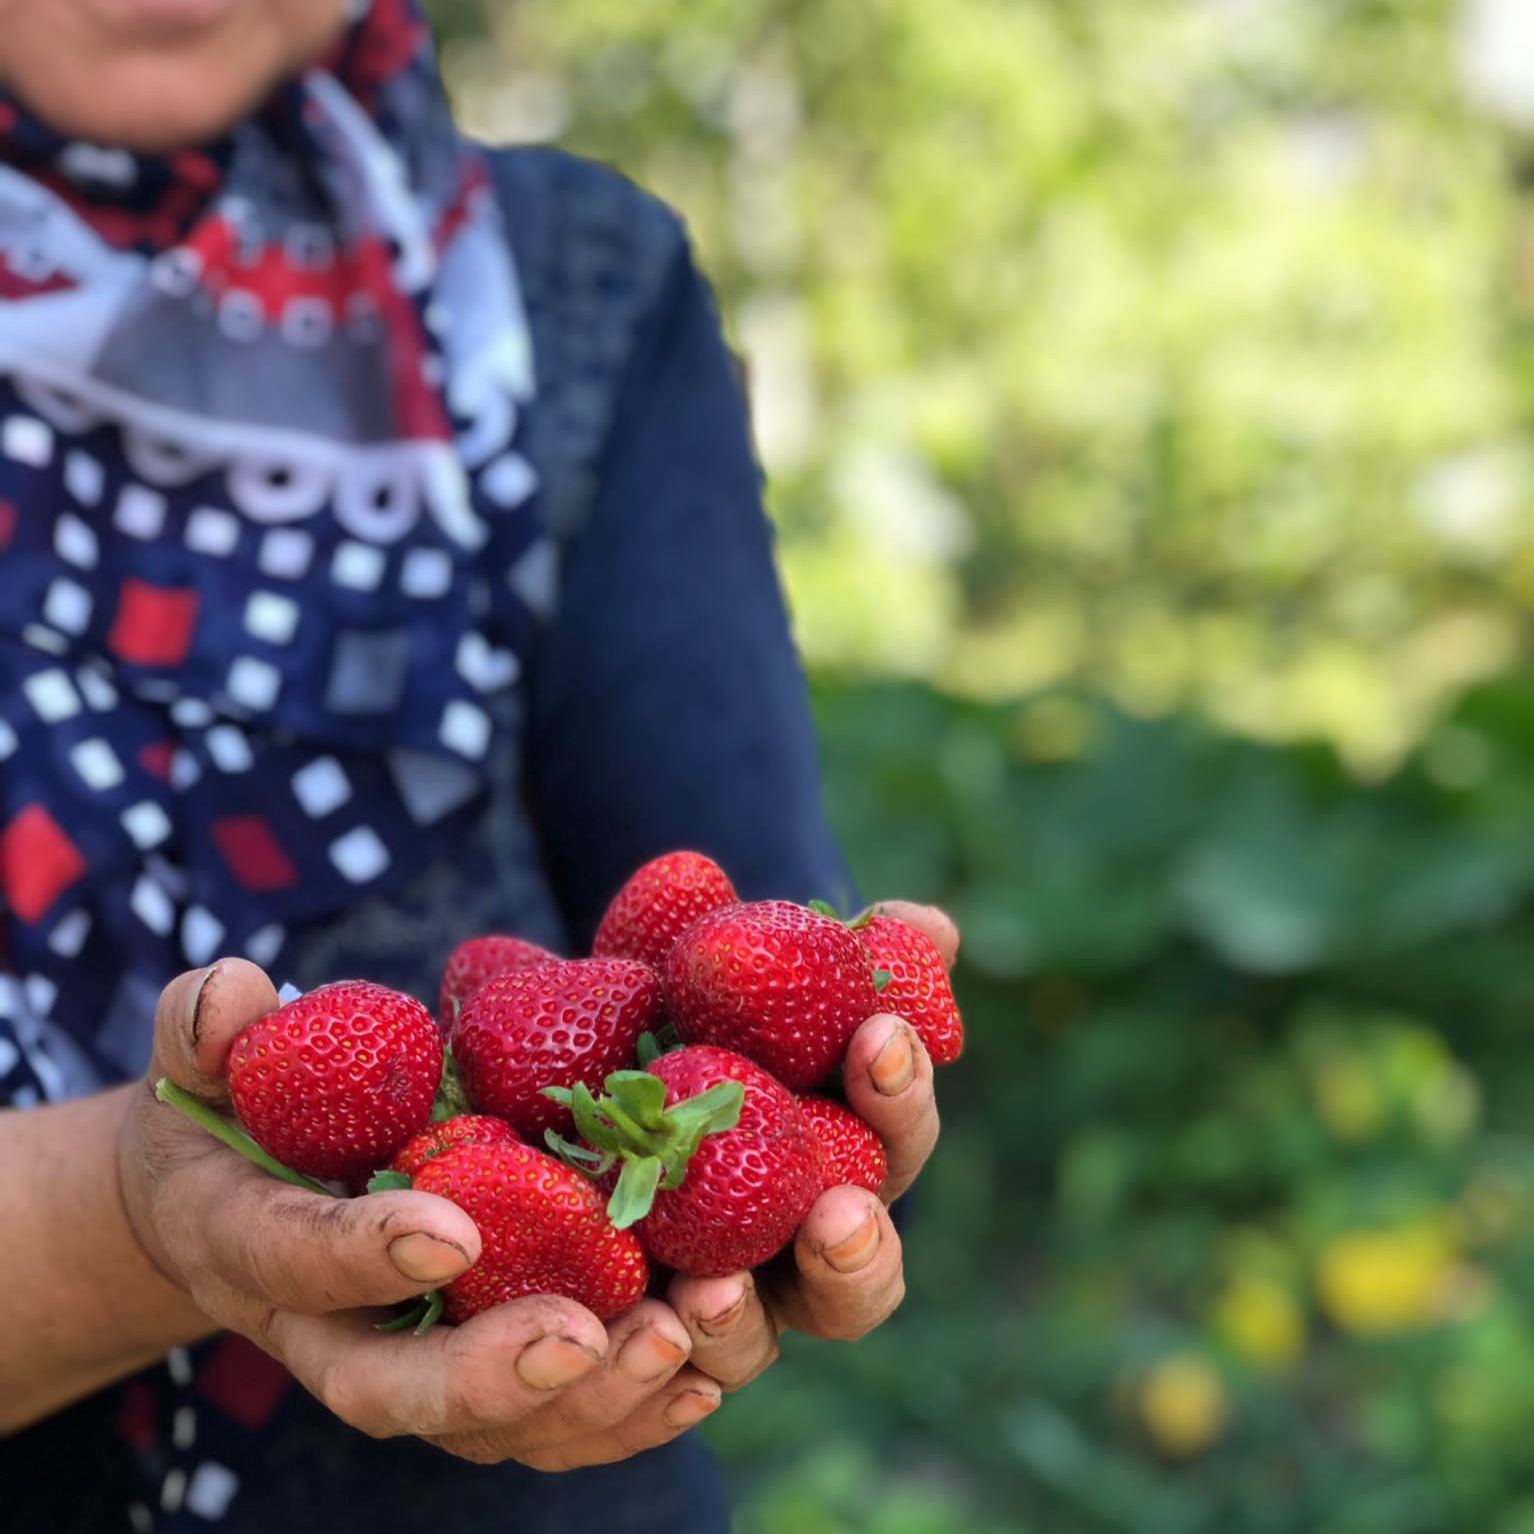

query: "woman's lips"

left=74, top=0, right=247, bottom=40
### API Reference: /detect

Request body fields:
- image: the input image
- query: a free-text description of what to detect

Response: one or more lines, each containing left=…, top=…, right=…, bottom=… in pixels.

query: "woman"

left=0, top=2, right=950, bottom=1530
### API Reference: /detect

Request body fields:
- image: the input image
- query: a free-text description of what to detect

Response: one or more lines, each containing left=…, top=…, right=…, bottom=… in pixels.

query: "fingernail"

left=698, top=1290, right=748, bottom=1338
left=517, top=1336, right=602, bottom=1392
left=871, top=1026, right=914, bottom=1096
left=388, top=1233, right=470, bottom=1285
left=618, top=1328, right=688, bottom=1382
left=824, top=1213, right=880, bottom=1274
left=664, top=1388, right=720, bottom=1429
left=187, top=963, right=221, bottom=1044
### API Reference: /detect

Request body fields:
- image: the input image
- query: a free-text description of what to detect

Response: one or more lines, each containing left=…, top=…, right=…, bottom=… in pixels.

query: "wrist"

left=0, top=1084, right=213, bottom=1433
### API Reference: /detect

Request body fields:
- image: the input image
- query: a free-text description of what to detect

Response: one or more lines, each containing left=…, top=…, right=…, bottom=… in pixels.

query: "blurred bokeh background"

left=432, top=2, right=1534, bottom=1529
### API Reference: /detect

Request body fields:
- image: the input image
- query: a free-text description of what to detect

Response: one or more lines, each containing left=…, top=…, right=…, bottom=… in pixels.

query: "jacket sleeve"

left=519, top=172, right=856, bottom=951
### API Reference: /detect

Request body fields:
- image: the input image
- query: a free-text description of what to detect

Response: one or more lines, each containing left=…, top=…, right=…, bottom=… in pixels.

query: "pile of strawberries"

left=180, top=852, right=961, bottom=1327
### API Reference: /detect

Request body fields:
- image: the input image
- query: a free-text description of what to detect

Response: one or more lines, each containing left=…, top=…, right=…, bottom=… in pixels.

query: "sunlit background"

left=432, top=3, right=1534, bottom=1530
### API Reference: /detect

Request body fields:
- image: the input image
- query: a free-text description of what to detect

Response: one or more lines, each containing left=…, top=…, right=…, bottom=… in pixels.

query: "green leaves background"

left=423, top=3, right=1534, bottom=1527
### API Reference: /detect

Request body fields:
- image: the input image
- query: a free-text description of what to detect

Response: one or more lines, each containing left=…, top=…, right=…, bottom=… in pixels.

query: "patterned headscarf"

left=0, top=0, right=545, bottom=1102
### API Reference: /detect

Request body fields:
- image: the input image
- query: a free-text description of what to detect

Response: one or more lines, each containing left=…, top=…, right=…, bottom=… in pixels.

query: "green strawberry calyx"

left=809, top=901, right=889, bottom=989
left=543, top=1070, right=745, bottom=1230
left=811, top=898, right=878, bottom=931
left=635, top=1023, right=682, bottom=1065
left=364, top=1167, right=446, bottom=1335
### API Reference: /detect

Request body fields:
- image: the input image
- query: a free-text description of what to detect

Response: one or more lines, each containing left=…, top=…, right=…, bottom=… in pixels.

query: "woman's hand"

left=118, top=960, right=719, bottom=1469
left=667, top=900, right=953, bottom=1389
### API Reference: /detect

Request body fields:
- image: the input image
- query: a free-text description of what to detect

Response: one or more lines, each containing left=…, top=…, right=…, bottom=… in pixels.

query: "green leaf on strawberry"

left=550, top=1068, right=745, bottom=1229
left=367, top=1169, right=414, bottom=1194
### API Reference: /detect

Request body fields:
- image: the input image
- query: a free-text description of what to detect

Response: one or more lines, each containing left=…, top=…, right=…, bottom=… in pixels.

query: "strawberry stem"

left=544, top=1128, right=613, bottom=1175
left=595, top=1095, right=653, bottom=1148
left=376, top=1290, right=444, bottom=1335
left=154, top=1078, right=336, bottom=1198
left=431, top=1046, right=470, bottom=1122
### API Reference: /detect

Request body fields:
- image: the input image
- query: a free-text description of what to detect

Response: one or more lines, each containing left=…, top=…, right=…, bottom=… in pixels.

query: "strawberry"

left=389, top=1114, right=520, bottom=1179
left=633, top=1047, right=824, bottom=1275
left=797, top=1095, right=887, bottom=1196
left=439, top=934, right=557, bottom=1030
left=452, top=958, right=662, bottom=1141
left=411, top=1141, right=649, bottom=1323
left=665, top=901, right=878, bottom=1090
left=555, top=1045, right=824, bottom=1277
left=856, top=911, right=963, bottom=1065
left=592, top=851, right=739, bottom=972
left=227, top=981, right=442, bottom=1184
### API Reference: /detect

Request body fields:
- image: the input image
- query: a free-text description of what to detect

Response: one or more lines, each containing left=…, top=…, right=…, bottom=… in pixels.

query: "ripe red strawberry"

left=389, top=1114, right=520, bottom=1179
left=227, top=981, right=442, bottom=1183
left=412, top=1141, right=648, bottom=1323
left=561, top=1045, right=824, bottom=1277
left=797, top=1095, right=887, bottom=1197
left=856, top=912, right=963, bottom=1065
left=592, top=851, right=739, bottom=972
left=452, top=958, right=662, bottom=1140
left=640, top=1047, right=824, bottom=1275
left=438, top=934, right=557, bottom=1030
left=665, top=901, right=878, bottom=1090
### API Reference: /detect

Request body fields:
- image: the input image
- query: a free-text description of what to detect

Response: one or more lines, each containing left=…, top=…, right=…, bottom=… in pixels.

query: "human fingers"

left=132, top=962, right=483, bottom=1313
left=666, top=1269, right=780, bottom=1392
left=261, top=1294, right=609, bottom=1442
left=497, top=1366, right=724, bottom=1471
left=163, top=1161, right=483, bottom=1314
left=147, top=959, right=281, bottom=1107
left=841, top=1014, right=938, bottom=1203
left=509, top=1299, right=695, bottom=1450
left=865, top=901, right=959, bottom=971
left=264, top=1294, right=720, bottom=1469
left=763, top=1188, right=905, bottom=1342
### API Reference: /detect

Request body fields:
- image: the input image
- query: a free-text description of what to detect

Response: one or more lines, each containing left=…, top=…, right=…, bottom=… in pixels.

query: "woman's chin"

left=0, top=0, right=350, bottom=151
left=9, top=66, right=279, bottom=151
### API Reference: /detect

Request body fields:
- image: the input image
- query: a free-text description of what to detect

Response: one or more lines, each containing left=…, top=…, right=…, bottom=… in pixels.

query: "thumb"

left=150, top=959, right=282, bottom=1108
left=863, top=901, right=960, bottom=972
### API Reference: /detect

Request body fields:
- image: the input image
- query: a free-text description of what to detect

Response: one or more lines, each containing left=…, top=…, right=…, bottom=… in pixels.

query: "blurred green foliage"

left=715, top=673, right=1534, bottom=1532
left=436, top=0, right=1534, bottom=768
left=417, top=1, right=1534, bottom=1527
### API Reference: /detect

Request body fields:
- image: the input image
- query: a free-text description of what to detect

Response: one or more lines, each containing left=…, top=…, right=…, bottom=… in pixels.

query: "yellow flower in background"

left=1311, top=1054, right=1385, bottom=1142
left=1139, top=1354, right=1230, bottom=1458
left=1213, top=1273, right=1306, bottom=1371
left=1315, top=1222, right=1458, bottom=1335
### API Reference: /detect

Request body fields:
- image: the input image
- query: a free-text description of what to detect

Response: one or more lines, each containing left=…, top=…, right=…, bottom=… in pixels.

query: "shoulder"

left=481, top=145, right=688, bottom=278
left=477, top=146, right=695, bottom=536
left=484, top=144, right=690, bottom=339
